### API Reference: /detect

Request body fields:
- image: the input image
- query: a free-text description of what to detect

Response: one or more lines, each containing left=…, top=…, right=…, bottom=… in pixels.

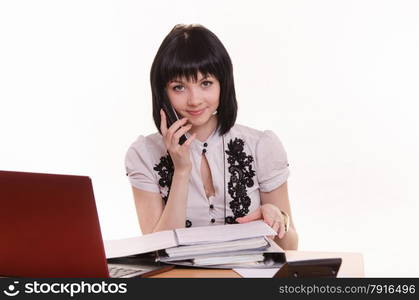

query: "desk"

left=150, top=251, right=364, bottom=278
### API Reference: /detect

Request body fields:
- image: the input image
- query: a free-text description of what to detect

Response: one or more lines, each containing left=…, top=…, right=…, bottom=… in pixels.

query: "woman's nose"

left=187, top=87, right=203, bottom=106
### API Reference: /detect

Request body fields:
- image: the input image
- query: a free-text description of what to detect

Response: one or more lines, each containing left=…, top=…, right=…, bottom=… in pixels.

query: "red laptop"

left=0, top=170, right=171, bottom=277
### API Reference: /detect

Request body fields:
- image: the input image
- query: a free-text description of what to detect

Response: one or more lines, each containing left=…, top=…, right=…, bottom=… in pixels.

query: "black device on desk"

left=274, top=258, right=342, bottom=278
left=162, top=101, right=188, bottom=145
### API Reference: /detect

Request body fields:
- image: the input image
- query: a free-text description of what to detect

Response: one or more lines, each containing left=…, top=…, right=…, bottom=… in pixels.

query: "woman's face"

left=166, top=72, right=220, bottom=128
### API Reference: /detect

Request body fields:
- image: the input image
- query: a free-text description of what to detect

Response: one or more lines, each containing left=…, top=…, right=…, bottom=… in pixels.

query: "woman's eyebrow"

left=169, top=75, right=211, bottom=84
left=168, top=80, right=182, bottom=84
left=169, top=78, right=188, bottom=84
left=199, top=75, right=210, bottom=81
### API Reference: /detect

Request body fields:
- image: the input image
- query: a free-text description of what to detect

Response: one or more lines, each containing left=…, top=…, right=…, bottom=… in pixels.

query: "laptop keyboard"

left=108, top=266, right=145, bottom=278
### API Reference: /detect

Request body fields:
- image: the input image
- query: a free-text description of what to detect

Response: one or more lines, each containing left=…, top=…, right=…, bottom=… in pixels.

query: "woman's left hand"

left=236, top=204, right=286, bottom=239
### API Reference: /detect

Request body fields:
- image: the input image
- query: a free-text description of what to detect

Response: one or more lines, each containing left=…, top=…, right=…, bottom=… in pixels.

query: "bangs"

left=163, top=58, right=217, bottom=84
left=158, top=32, right=223, bottom=85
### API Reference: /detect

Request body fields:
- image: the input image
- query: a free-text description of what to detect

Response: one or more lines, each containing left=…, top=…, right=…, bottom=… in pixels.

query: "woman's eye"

left=173, top=85, right=184, bottom=92
left=202, top=80, right=213, bottom=87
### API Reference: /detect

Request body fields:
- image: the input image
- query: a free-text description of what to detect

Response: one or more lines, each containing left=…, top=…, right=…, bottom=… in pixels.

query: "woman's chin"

left=187, top=114, right=205, bottom=123
left=188, top=119, right=206, bottom=127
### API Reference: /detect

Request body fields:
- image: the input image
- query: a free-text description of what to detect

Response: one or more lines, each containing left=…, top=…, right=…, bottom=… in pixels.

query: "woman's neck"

left=189, top=115, right=218, bottom=142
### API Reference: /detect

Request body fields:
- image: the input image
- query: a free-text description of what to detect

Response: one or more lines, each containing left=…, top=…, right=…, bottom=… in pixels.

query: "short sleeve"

left=255, top=130, right=290, bottom=192
left=125, top=136, right=160, bottom=193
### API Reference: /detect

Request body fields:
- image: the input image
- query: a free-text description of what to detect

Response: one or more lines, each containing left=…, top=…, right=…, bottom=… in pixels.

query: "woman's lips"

left=187, top=108, right=205, bottom=116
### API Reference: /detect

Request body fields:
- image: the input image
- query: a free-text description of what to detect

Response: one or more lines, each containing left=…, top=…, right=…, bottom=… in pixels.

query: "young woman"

left=125, top=24, right=298, bottom=250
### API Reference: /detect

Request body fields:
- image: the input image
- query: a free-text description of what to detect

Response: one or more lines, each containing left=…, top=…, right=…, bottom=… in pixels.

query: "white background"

left=1, top=0, right=418, bottom=277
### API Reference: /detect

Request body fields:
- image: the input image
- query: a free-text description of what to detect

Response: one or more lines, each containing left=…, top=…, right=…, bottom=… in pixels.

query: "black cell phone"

left=162, top=102, right=188, bottom=145
left=274, top=258, right=342, bottom=278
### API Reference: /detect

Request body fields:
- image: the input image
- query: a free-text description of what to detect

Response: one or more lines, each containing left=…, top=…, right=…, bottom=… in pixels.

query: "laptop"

left=0, top=170, right=173, bottom=278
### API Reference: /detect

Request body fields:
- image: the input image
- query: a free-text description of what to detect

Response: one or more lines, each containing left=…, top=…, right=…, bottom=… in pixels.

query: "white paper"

left=233, top=268, right=280, bottom=278
left=104, top=230, right=176, bottom=259
left=165, top=237, right=268, bottom=257
left=194, top=254, right=265, bottom=266
left=175, top=220, right=276, bottom=245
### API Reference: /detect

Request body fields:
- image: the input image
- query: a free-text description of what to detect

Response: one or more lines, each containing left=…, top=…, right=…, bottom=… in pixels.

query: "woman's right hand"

left=160, top=109, right=197, bottom=174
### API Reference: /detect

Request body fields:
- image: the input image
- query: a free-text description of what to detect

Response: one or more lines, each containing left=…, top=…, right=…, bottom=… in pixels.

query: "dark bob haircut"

left=150, top=24, right=238, bottom=136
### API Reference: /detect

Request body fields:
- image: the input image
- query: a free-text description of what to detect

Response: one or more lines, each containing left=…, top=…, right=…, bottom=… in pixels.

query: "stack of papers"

left=165, top=236, right=269, bottom=258
left=193, top=254, right=265, bottom=266
left=104, top=220, right=285, bottom=268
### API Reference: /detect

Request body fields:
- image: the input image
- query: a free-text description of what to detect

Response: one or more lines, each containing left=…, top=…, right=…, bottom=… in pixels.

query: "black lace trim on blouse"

left=153, top=138, right=256, bottom=224
left=153, top=153, right=174, bottom=204
left=225, top=138, right=256, bottom=221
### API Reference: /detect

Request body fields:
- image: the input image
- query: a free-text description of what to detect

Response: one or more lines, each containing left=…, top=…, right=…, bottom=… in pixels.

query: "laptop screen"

left=0, top=170, right=109, bottom=277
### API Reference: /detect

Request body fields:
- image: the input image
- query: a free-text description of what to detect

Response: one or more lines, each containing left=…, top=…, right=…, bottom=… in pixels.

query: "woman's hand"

left=160, top=109, right=196, bottom=174
left=236, top=203, right=286, bottom=239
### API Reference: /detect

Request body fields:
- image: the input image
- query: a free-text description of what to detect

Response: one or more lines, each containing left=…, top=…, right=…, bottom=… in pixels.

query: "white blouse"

left=125, top=123, right=290, bottom=228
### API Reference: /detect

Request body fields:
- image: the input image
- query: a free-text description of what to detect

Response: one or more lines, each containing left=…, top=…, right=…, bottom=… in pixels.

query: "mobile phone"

left=274, top=258, right=342, bottom=278
left=161, top=102, right=188, bottom=145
